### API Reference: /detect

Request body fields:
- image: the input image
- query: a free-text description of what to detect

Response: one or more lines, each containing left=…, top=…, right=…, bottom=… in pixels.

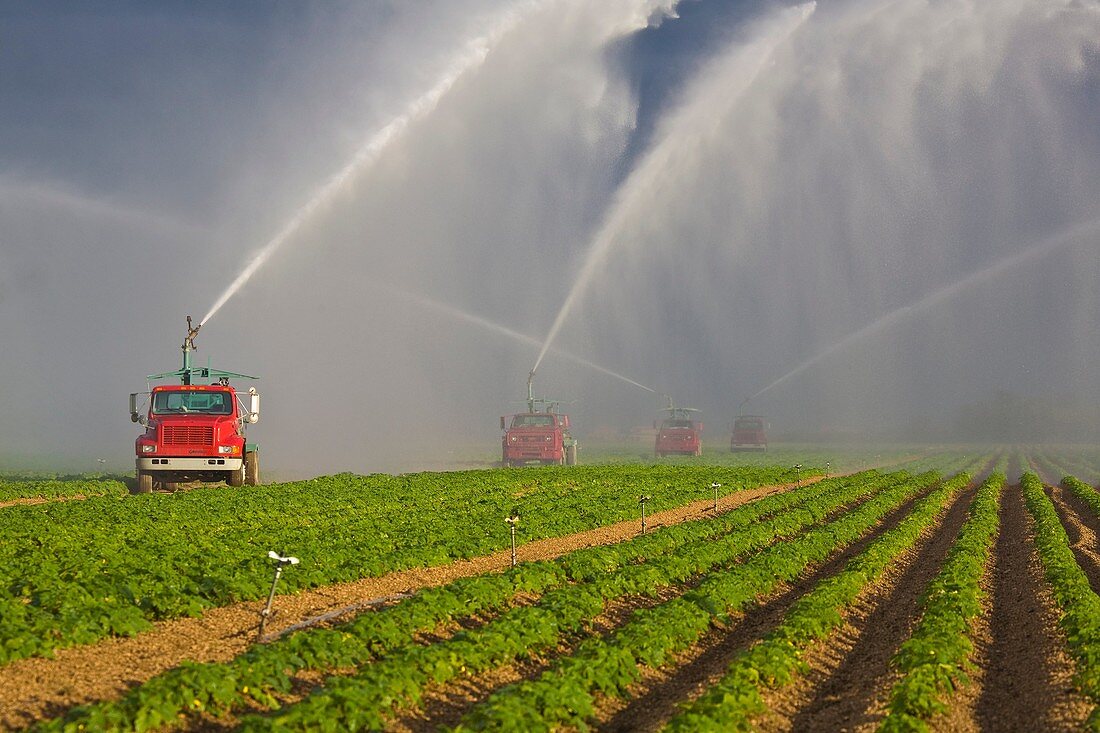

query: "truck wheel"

left=161, top=481, right=179, bottom=491
left=137, top=471, right=153, bottom=494
left=565, top=444, right=577, bottom=466
left=228, top=465, right=245, bottom=487
left=245, top=450, right=260, bottom=486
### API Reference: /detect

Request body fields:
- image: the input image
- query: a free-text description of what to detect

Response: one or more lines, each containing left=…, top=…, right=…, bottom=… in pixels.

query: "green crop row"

left=237, top=471, right=921, bottom=732
left=878, top=472, right=1004, bottom=732
left=0, top=464, right=802, bottom=665
left=1063, top=476, right=1100, bottom=522
left=890, top=454, right=988, bottom=478
left=664, top=471, right=972, bottom=732
left=40, top=471, right=889, bottom=732
left=0, top=478, right=128, bottom=503
left=448, top=472, right=945, bottom=732
left=1021, top=473, right=1100, bottom=729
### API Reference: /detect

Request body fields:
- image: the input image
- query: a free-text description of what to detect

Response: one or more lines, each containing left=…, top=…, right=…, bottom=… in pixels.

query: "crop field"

left=3, top=448, right=1100, bottom=731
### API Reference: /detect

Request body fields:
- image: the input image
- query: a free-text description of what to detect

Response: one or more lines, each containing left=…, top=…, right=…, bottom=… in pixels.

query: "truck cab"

left=731, top=415, right=768, bottom=452
left=655, top=416, right=703, bottom=457
left=133, top=384, right=259, bottom=491
left=500, top=371, right=578, bottom=467
left=501, top=411, right=577, bottom=466
left=130, top=317, right=260, bottom=492
left=654, top=398, right=702, bottom=457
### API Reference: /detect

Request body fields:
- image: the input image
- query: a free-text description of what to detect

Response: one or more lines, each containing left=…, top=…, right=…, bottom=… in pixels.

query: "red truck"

left=654, top=398, right=702, bottom=457
left=731, top=415, right=768, bottom=452
left=500, top=372, right=578, bottom=467
left=130, top=318, right=260, bottom=492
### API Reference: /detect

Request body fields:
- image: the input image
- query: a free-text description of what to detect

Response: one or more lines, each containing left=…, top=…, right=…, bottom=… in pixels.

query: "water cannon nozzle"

left=184, top=316, right=201, bottom=351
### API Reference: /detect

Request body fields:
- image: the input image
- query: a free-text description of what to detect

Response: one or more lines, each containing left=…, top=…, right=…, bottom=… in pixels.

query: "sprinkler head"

left=639, top=495, right=651, bottom=503
left=710, top=482, right=722, bottom=489
left=505, top=515, right=519, bottom=526
left=268, top=551, right=300, bottom=565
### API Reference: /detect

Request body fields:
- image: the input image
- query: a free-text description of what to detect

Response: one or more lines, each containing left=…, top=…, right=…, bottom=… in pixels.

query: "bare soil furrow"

left=781, top=484, right=977, bottom=732
left=391, top=591, right=679, bottom=733
left=594, top=477, right=943, bottom=733
left=1047, top=484, right=1100, bottom=595
left=974, top=485, right=1092, bottom=732
left=0, top=495, right=89, bottom=509
left=0, top=479, right=808, bottom=731
left=397, top=482, right=887, bottom=733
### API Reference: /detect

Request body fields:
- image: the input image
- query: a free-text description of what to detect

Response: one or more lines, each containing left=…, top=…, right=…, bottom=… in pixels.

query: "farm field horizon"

left=3, top=447, right=1100, bottom=730
left=6, top=0, right=1100, bottom=730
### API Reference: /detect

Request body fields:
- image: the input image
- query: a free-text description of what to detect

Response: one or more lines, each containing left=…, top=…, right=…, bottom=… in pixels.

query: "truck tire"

left=137, top=470, right=153, bottom=494
left=565, top=444, right=577, bottom=466
left=228, top=465, right=245, bottom=487
left=245, top=450, right=260, bottom=486
left=161, top=481, right=179, bottom=491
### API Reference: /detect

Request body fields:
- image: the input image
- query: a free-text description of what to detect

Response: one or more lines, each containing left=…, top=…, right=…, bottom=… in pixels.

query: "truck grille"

left=162, top=425, right=214, bottom=446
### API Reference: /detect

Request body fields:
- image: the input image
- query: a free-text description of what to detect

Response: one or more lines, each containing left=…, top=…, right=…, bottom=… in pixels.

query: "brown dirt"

left=0, top=478, right=811, bottom=731
left=594, top=475, right=941, bottom=733
left=0, top=495, right=89, bottom=509
left=390, top=591, right=679, bottom=733
left=776, top=484, right=977, bottom=732
left=974, top=484, right=1092, bottom=732
left=1047, top=483, right=1100, bottom=595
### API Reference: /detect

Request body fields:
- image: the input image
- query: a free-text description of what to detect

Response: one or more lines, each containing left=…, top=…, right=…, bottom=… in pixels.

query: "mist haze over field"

left=3, top=0, right=1100, bottom=475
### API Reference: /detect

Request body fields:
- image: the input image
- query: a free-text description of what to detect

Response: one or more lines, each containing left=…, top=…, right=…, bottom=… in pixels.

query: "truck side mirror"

left=561, top=416, right=570, bottom=429
left=500, top=416, right=506, bottom=430
left=129, top=393, right=146, bottom=424
left=247, top=388, right=260, bottom=424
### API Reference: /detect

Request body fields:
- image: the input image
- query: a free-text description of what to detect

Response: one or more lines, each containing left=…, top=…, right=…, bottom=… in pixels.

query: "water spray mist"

left=199, top=0, right=548, bottom=328
left=750, top=216, right=1100, bottom=402
left=383, top=284, right=658, bottom=395
left=531, top=2, right=817, bottom=374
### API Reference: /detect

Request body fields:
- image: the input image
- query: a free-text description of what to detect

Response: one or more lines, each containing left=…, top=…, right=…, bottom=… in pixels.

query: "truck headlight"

left=545, top=434, right=552, bottom=442
left=218, top=445, right=236, bottom=454
left=141, top=444, right=157, bottom=453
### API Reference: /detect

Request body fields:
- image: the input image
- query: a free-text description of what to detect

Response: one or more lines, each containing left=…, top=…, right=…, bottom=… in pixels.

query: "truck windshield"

left=736, top=420, right=763, bottom=430
left=512, top=415, right=554, bottom=427
left=152, top=391, right=233, bottom=415
left=663, top=419, right=694, bottom=429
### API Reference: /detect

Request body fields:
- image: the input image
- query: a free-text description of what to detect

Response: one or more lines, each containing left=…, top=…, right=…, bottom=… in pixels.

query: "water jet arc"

left=750, top=217, right=1100, bottom=402
left=530, top=2, right=818, bottom=375
left=385, top=285, right=657, bottom=395
left=198, top=1, right=544, bottom=328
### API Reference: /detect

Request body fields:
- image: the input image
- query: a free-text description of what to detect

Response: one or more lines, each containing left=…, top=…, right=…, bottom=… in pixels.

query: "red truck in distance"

left=731, top=414, right=769, bottom=452
left=501, top=371, right=578, bottom=467
left=130, top=318, right=261, bottom=492
left=654, top=397, right=702, bottom=457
